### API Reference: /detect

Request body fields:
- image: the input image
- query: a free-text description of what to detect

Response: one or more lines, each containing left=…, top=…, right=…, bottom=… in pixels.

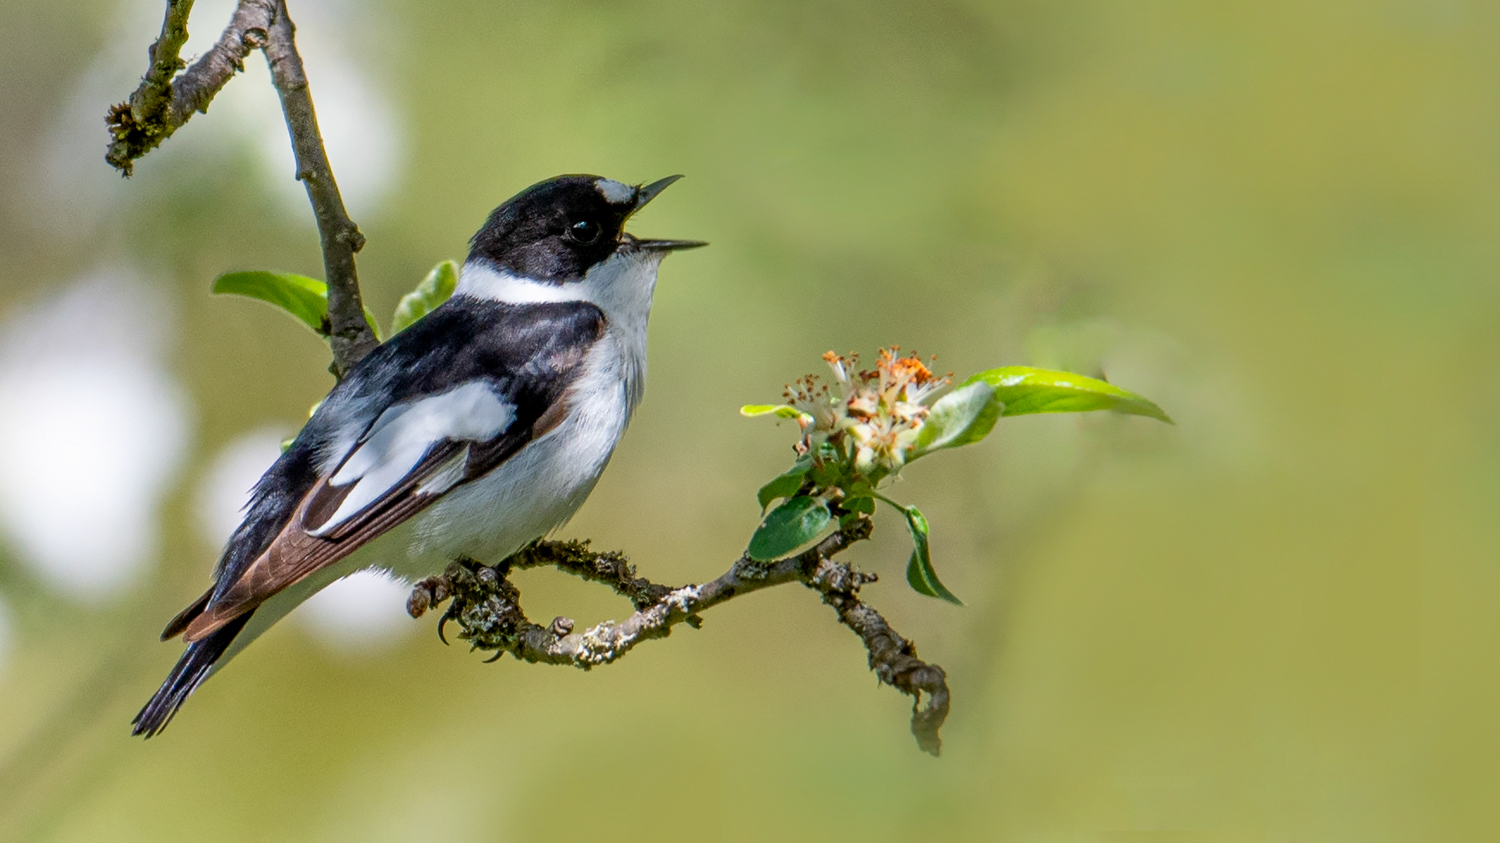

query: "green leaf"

left=390, top=259, right=459, bottom=335
left=837, top=496, right=874, bottom=527
left=842, top=496, right=875, bottom=515
left=911, top=381, right=1002, bottom=455
left=757, top=463, right=810, bottom=512
left=808, top=459, right=845, bottom=489
left=214, top=271, right=384, bottom=341
left=213, top=271, right=331, bottom=336
left=900, top=505, right=963, bottom=605
left=740, top=404, right=811, bottom=423
left=960, top=366, right=1173, bottom=424
left=746, top=495, right=832, bottom=561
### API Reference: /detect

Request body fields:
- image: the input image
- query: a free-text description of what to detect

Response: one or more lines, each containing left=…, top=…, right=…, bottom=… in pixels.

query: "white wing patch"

left=310, top=383, right=515, bottom=535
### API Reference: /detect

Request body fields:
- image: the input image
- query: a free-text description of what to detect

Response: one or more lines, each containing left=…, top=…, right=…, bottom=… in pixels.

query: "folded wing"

left=180, top=300, right=606, bottom=642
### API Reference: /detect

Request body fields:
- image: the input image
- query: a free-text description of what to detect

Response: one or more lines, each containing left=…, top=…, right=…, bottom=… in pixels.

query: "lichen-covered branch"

left=505, top=540, right=673, bottom=609
left=809, top=556, right=950, bottom=755
left=107, top=0, right=377, bottom=377
left=409, top=519, right=952, bottom=755
left=261, top=0, right=377, bottom=375
left=106, top=0, right=278, bottom=175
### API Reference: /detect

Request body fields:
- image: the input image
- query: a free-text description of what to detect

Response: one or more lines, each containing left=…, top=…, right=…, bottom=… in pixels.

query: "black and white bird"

left=133, top=174, right=703, bottom=736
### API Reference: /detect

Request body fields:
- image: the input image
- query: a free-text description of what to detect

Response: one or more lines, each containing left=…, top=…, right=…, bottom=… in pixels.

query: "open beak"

left=629, top=174, right=708, bottom=252
left=635, top=238, right=708, bottom=252
left=634, top=174, right=684, bottom=210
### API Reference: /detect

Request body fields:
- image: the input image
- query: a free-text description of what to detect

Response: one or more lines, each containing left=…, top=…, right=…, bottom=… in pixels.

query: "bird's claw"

left=437, top=601, right=461, bottom=645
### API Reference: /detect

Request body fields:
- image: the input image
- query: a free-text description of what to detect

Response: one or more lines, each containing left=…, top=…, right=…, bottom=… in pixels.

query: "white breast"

left=391, top=330, right=641, bottom=576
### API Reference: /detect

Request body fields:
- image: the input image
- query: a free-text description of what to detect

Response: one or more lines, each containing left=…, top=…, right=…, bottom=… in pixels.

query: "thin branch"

left=107, top=0, right=278, bottom=175
left=410, top=520, right=953, bottom=755
left=262, top=0, right=378, bottom=376
left=506, top=540, right=673, bottom=609
left=107, top=0, right=378, bottom=377
left=809, top=556, right=950, bottom=755
left=132, top=0, right=194, bottom=127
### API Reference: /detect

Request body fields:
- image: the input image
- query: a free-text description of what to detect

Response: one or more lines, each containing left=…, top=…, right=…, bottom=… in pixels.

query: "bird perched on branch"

left=134, top=174, right=704, bottom=736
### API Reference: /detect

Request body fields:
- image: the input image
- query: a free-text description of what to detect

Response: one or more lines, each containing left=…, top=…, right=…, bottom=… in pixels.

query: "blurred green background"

left=0, top=0, right=1497, bottom=839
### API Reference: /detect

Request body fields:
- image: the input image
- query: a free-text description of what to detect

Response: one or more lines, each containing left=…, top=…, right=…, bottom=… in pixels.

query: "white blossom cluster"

left=784, top=349, right=950, bottom=477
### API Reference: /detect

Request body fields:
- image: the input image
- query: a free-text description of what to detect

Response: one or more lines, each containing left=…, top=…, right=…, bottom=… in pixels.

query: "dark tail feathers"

left=132, top=611, right=252, bottom=738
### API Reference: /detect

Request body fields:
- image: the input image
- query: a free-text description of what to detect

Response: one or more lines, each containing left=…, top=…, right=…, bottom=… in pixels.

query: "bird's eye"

left=568, top=219, right=601, bottom=244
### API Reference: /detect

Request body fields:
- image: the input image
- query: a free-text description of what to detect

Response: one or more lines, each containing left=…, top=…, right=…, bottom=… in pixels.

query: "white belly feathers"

left=397, top=333, right=637, bottom=575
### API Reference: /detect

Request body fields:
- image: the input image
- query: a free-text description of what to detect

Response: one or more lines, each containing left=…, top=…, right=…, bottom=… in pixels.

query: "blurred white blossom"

left=0, top=271, right=192, bottom=601
left=194, top=426, right=291, bottom=548
left=298, top=570, right=413, bottom=654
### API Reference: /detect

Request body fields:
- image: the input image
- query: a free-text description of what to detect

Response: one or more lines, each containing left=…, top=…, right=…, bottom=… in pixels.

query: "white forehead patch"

left=595, top=179, right=635, bottom=204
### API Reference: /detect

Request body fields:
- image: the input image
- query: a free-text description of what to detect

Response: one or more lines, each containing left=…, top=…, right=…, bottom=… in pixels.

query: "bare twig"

left=410, top=520, right=953, bottom=755
left=107, top=0, right=278, bottom=175
left=261, top=0, right=377, bottom=375
left=108, top=0, right=377, bottom=376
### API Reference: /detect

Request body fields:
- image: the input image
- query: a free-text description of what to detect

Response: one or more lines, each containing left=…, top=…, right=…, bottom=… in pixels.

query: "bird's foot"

left=407, top=557, right=490, bottom=620
left=408, top=557, right=532, bottom=652
left=406, top=574, right=453, bottom=619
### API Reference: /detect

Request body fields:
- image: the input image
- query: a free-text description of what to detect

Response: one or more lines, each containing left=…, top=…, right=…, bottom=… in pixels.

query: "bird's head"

left=467, top=174, right=705, bottom=285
